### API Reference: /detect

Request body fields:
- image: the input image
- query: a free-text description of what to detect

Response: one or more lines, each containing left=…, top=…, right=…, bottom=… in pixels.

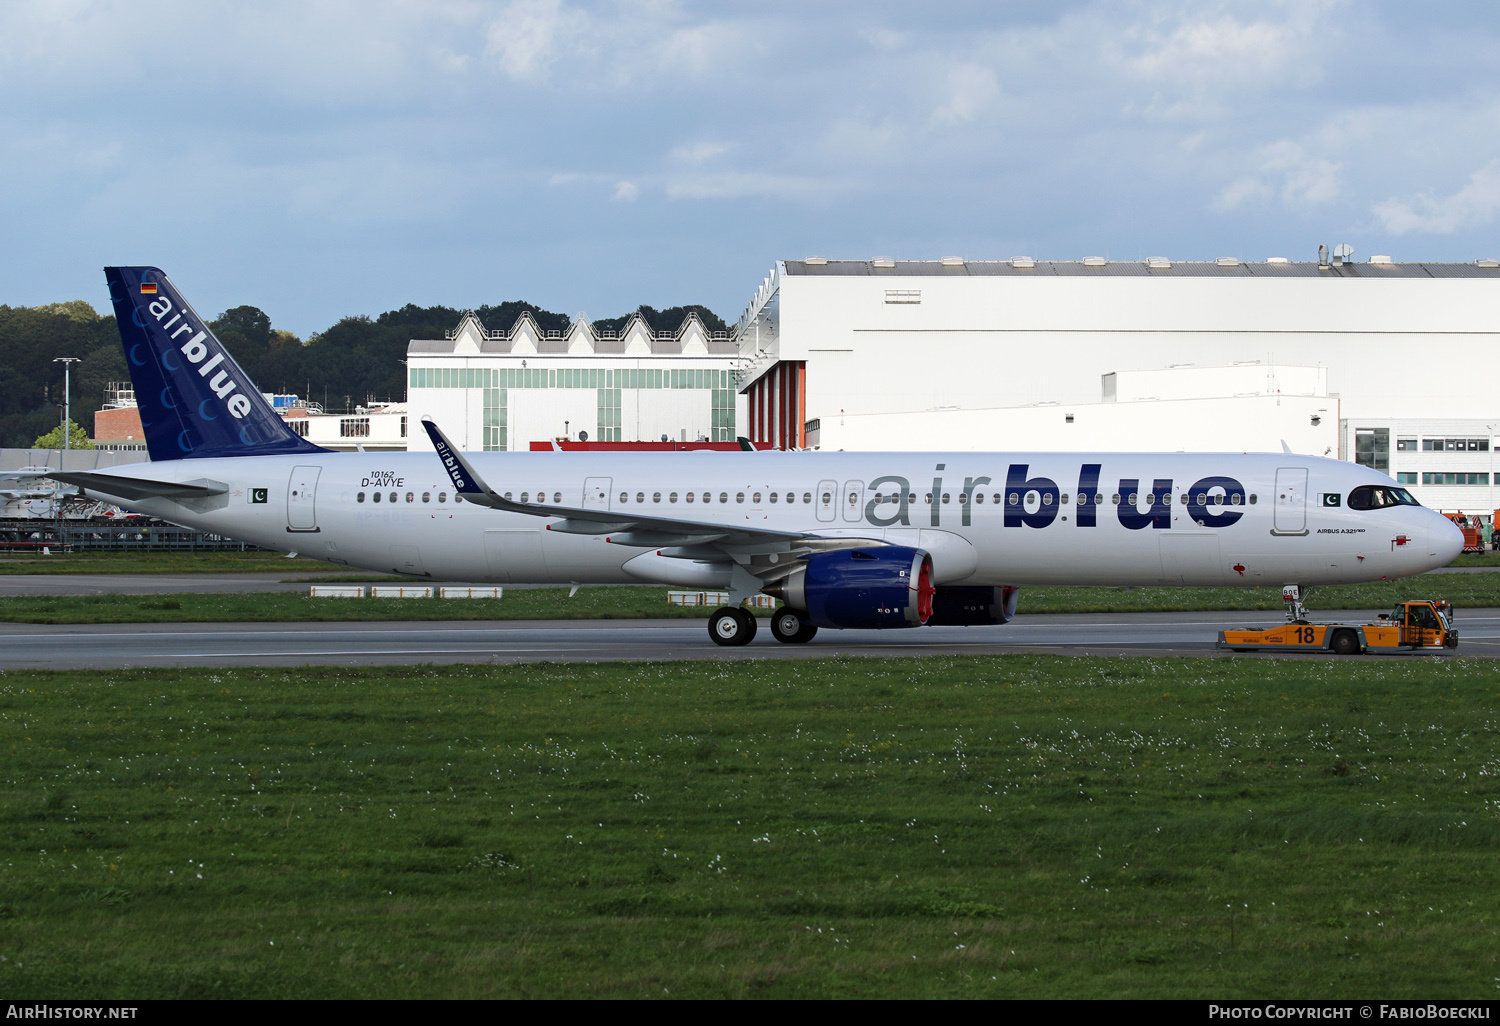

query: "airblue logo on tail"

left=105, top=266, right=328, bottom=461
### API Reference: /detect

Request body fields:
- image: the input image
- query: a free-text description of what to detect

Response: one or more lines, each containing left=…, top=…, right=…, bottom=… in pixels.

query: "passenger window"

left=1008, top=492, right=1019, bottom=505
left=636, top=493, right=645, bottom=503
left=975, top=493, right=985, bottom=504
left=406, top=492, right=414, bottom=503
left=802, top=492, right=811, bottom=503
left=387, top=492, right=396, bottom=503
left=520, top=492, right=529, bottom=503
left=686, top=492, right=695, bottom=503
left=753, top=493, right=761, bottom=503
left=620, top=491, right=628, bottom=503
left=822, top=492, right=832, bottom=504
left=1060, top=494, right=1069, bottom=504
left=439, top=492, right=447, bottom=502
left=503, top=492, right=512, bottom=501
left=702, top=492, right=711, bottom=503
left=653, top=492, right=662, bottom=503
left=553, top=492, right=561, bottom=503
left=1127, top=493, right=1138, bottom=505
left=422, top=492, right=431, bottom=502
left=737, top=493, right=745, bottom=503
left=357, top=492, right=366, bottom=503
left=720, top=493, right=729, bottom=503
left=1042, top=493, right=1052, bottom=505
left=769, top=493, right=778, bottom=503
left=669, top=492, right=678, bottom=503
left=1111, top=493, right=1121, bottom=505
left=373, top=492, right=382, bottom=503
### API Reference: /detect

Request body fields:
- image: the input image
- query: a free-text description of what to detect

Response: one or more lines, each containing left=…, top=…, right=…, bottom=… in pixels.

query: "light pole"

left=53, top=357, right=80, bottom=452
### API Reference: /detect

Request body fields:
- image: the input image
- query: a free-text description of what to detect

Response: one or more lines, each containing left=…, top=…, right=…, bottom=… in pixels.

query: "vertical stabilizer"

left=103, top=266, right=329, bottom=460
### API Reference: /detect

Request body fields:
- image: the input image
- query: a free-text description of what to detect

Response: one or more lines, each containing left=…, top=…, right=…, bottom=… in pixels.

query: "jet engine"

left=764, top=546, right=934, bottom=629
left=926, top=585, right=1020, bottom=626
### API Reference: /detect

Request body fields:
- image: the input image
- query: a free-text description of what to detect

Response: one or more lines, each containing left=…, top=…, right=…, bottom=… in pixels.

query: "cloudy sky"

left=3, top=0, right=1498, bottom=334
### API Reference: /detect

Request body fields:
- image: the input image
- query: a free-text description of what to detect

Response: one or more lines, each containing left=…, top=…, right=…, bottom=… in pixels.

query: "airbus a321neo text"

left=49, top=266, right=1462, bottom=647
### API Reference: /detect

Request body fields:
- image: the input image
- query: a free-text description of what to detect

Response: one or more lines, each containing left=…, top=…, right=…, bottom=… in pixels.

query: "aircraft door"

left=816, top=479, right=837, bottom=522
left=842, top=480, right=864, bottom=523
left=1273, top=467, right=1308, bottom=536
left=287, top=466, right=321, bottom=533
left=583, top=477, right=611, bottom=510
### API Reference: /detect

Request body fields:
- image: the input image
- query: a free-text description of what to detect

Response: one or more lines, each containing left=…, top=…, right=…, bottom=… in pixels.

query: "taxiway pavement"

left=4, top=611, right=1498, bottom=668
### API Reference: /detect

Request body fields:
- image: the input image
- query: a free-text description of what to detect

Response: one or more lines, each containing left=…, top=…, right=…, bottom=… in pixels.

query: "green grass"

left=0, top=572, right=1497, bottom=625
left=0, top=655, right=1497, bottom=998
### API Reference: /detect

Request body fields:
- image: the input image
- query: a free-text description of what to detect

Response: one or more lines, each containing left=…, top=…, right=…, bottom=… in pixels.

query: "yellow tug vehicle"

left=1219, top=590, right=1458, bottom=656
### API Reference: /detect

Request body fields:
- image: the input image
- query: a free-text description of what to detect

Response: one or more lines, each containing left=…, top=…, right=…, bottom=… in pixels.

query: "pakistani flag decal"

left=1321, top=493, right=1342, bottom=507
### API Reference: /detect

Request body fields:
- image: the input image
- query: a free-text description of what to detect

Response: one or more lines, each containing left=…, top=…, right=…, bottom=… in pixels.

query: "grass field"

left=0, top=571, right=1496, bottom=625
left=0, top=655, right=1497, bottom=999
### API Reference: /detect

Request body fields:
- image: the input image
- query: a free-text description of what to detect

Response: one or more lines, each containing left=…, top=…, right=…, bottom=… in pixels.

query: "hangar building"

left=733, top=255, right=1500, bottom=511
left=404, top=309, right=739, bottom=453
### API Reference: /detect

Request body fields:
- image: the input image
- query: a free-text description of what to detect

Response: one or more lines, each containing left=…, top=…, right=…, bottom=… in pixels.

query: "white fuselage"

left=85, top=450, right=1463, bottom=590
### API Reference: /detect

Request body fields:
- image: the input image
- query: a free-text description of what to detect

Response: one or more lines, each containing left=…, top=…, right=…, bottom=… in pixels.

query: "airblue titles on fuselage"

left=862, top=464, right=1248, bottom=530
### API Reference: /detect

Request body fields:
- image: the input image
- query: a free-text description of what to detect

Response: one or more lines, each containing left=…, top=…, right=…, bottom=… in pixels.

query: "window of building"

left=340, top=417, right=370, bottom=438
left=1422, top=437, right=1490, bottom=452
left=1355, top=428, right=1389, bottom=471
left=289, top=419, right=309, bottom=437
left=1396, top=437, right=1417, bottom=451
left=1422, top=472, right=1490, bottom=485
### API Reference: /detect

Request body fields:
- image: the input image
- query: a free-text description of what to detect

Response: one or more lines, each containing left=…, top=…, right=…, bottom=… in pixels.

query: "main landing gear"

left=709, top=606, right=758, bottom=646
left=770, top=607, right=818, bottom=645
left=709, top=606, right=819, bottom=646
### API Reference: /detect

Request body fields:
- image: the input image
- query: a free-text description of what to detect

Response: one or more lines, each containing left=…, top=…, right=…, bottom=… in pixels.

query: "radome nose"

left=1430, top=515, right=1464, bottom=567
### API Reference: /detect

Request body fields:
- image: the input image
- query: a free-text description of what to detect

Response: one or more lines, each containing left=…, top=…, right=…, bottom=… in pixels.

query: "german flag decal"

left=140, top=282, right=158, bottom=295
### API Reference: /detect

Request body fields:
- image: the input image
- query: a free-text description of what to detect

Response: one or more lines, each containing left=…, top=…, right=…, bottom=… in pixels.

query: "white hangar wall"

left=736, top=257, right=1500, bottom=510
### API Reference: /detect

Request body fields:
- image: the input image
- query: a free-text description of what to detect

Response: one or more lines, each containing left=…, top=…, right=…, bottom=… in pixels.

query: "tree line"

left=0, top=298, right=728, bottom=447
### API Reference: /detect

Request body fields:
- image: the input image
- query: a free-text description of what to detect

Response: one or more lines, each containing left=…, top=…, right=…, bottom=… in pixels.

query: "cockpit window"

left=1347, top=485, right=1421, bottom=510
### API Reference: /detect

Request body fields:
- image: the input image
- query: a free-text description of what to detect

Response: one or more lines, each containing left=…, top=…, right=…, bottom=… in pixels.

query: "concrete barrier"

left=310, top=585, right=365, bottom=598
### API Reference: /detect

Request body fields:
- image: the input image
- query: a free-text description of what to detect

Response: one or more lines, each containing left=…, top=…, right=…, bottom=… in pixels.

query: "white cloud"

left=1213, top=139, right=1341, bottom=211
left=670, top=141, right=732, bottom=163
left=664, top=171, right=827, bottom=201
left=484, top=0, right=587, bottom=82
left=612, top=180, right=639, bottom=201
left=1118, top=4, right=1332, bottom=88
left=1374, top=160, right=1500, bottom=235
left=932, top=64, right=1000, bottom=125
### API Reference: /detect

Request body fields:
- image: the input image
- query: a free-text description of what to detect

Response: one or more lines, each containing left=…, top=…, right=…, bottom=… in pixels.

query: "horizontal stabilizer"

left=50, top=472, right=228, bottom=502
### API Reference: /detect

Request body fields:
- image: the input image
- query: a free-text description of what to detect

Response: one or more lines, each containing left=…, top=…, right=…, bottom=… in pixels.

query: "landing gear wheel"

left=770, top=608, right=818, bottom=644
left=709, top=606, right=757, bottom=647
left=1330, top=630, right=1360, bottom=656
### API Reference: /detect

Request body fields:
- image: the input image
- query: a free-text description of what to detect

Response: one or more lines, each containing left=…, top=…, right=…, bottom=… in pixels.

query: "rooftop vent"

left=939, top=255, right=965, bottom=266
left=1010, top=256, right=1035, bottom=269
left=1216, top=257, right=1241, bottom=267
left=1267, top=257, right=1290, bottom=264
left=1082, top=256, right=1107, bottom=267
left=872, top=257, right=895, bottom=268
left=1370, top=255, right=1394, bottom=264
left=804, top=256, right=828, bottom=266
left=1477, top=259, right=1499, bottom=268
left=1146, top=256, right=1171, bottom=269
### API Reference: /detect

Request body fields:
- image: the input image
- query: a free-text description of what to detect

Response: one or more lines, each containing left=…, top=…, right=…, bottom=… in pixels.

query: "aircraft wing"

left=421, top=418, right=822, bottom=551
left=48, top=472, right=228, bottom=503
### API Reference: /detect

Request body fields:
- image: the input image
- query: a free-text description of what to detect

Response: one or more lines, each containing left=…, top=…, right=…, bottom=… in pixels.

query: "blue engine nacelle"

left=926, top=585, right=1020, bottom=626
left=766, top=546, right=934, bottom=630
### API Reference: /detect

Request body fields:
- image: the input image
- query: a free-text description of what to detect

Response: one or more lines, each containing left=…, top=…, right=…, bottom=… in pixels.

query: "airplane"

left=46, top=265, right=1464, bottom=647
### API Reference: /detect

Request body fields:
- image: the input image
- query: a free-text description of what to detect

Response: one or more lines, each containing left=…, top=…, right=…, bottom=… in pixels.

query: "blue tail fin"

left=104, top=266, right=329, bottom=460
